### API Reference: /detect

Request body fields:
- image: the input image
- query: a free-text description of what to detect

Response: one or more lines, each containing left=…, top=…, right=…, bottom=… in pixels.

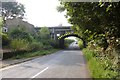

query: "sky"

left=16, top=0, right=76, bottom=40
left=17, top=0, right=71, bottom=27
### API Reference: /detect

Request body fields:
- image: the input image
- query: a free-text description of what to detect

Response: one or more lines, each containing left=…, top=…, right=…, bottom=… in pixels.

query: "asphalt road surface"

left=68, top=42, right=80, bottom=50
left=1, top=42, right=90, bottom=78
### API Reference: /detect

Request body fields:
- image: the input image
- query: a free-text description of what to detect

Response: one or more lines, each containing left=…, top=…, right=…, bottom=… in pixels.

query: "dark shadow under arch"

left=59, top=34, right=86, bottom=49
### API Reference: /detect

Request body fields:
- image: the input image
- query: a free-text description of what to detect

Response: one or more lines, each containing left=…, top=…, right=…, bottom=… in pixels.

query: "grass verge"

left=11, top=49, right=60, bottom=59
left=83, top=48, right=118, bottom=79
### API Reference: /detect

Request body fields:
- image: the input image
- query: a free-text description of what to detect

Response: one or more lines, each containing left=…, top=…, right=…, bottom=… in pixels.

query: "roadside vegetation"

left=11, top=49, right=59, bottom=59
left=0, top=17, right=3, bottom=59
left=64, top=38, right=75, bottom=48
left=58, top=1, right=120, bottom=79
left=1, top=24, right=60, bottom=59
left=76, top=38, right=84, bottom=49
left=0, top=2, right=60, bottom=60
left=83, top=48, right=118, bottom=78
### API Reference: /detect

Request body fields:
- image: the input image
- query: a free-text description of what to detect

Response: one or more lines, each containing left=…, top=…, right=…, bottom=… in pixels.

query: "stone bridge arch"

left=58, top=34, right=86, bottom=49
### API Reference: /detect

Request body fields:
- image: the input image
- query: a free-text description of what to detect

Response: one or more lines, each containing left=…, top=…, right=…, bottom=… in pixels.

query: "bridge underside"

left=35, top=26, right=86, bottom=49
left=59, top=34, right=86, bottom=49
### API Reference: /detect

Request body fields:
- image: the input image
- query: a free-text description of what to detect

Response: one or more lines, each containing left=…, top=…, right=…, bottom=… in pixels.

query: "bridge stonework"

left=34, top=26, right=73, bottom=41
left=35, top=26, right=86, bottom=49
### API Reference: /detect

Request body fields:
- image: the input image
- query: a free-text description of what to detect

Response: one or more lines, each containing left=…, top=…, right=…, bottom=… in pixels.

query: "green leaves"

left=58, top=1, right=120, bottom=50
left=58, top=2, right=120, bottom=78
left=39, top=27, right=50, bottom=40
left=56, top=5, right=65, bottom=12
left=10, top=39, right=29, bottom=51
left=2, top=2, right=25, bottom=19
left=83, top=48, right=118, bottom=78
left=9, top=28, right=33, bottom=42
left=0, top=17, right=3, bottom=34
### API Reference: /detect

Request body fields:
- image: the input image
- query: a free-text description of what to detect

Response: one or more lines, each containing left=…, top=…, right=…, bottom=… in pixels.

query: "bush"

left=10, top=39, right=29, bottom=51
left=40, top=39, right=52, bottom=46
left=78, top=40, right=84, bottom=49
left=29, top=42, right=43, bottom=51
left=64, top=39, right=75, bottom=48
left=39, top=27, right=50, bottom=39
left=41, top=40, right=49, bottom=45
left=83, top=48, right=118, bottom=78
left=50, top=39, right=60, bottom=48
left=65, top=39, right=74, bottom=44
left=9, top=28, right=34, bottom=42
left=43, top=45, right=53, bottom=50
left=1, top=33, right=10, bottom=47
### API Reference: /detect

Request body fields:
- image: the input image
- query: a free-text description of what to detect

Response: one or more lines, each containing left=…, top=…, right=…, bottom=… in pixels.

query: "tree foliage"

left=57, top=1, right=120, bottom=78
left=0, top=17, right=3, bottom=34
left=9, top=27, right=33, bottom=42
left=10, top=39, right=29, bottom=51
left=2, top=2, right=25, bottom=19
left=58, top=2, right=120, bottom=49
left=39, top=27, right=50, bottom=39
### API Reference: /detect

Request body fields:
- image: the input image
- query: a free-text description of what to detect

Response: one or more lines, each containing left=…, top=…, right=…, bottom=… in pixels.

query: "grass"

left=83, top=48, right=118, bottom=79
left=11, top=49, right=60, bottom=59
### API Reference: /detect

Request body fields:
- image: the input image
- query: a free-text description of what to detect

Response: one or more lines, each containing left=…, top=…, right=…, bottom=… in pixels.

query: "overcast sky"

left=17, top=0, right=71, bottom=27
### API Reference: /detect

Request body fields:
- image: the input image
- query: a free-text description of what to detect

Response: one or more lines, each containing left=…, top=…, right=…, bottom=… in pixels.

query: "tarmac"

left=0, top=57, right=38, bottom=69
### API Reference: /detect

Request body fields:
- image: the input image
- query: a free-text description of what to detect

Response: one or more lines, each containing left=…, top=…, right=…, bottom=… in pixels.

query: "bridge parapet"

left=34, top=26, right=72, bottom=40
left=34, top=26, right=87, bottom=48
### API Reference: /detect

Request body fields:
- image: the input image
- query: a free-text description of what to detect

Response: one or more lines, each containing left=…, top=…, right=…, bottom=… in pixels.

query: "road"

left=1, top=42, right=90, bottom=78
left=68, top=42, right=80, bottom=50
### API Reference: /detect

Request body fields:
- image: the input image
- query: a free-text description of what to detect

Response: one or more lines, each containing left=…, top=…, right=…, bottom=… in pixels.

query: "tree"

left=39, top=27, right=50, bottom=39
left=9, top=26, right=33, bottom=42
left=38, top=27, right=51, bottom=45
left=57, top=2, right=120, bottom=49
left=2, top=2, right=25, bottom=20
left=57, top=2, right=120, bottom=78
left=0, top=17, right=3, bottom=33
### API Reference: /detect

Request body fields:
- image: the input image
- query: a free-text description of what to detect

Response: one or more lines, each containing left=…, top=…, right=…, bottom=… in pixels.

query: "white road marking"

left=31, top=67, right=49, bottom=78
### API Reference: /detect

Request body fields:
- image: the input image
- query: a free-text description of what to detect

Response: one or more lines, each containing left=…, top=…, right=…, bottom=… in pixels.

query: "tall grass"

left=11, top=49, right=59, bottom=59
left=83, top=48, right=118, bottom=79
left=10, top=39, right=29, bottom=51
left=29, top=42, right=43, bottom=51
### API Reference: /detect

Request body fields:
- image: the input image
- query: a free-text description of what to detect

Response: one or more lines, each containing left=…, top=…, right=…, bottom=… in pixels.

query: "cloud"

left=17, top=0, right=71, bottom=27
